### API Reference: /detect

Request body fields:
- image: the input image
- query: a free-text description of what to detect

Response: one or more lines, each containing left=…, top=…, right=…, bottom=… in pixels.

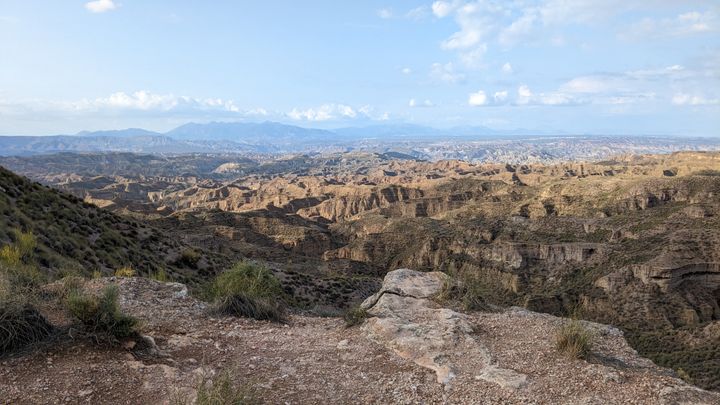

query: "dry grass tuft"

left=556, top=319, right=593, bottom=359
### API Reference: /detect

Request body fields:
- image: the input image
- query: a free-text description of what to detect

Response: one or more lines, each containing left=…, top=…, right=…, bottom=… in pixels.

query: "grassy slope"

left=0, top=166, right=224, bottom=283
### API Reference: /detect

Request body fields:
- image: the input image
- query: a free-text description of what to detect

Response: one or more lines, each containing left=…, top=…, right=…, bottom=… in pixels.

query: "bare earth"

left=1, top=276, right=718, bottom=405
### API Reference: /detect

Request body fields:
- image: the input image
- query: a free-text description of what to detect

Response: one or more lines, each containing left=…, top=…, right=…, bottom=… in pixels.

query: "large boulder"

left=361, top=268, right=527, bottom=388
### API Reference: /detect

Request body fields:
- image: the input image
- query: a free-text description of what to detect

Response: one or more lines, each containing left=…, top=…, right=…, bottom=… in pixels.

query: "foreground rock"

left=361, top=269, right=527, bottom=388
left=0, top=276, right=718, bottom=404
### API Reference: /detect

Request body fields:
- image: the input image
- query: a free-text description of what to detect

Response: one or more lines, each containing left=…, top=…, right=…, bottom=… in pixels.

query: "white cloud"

left=467, top=90, right=511, bottom=107
left=493, top=91, right=508, bottom=102
left=287, top=103, right=385, bottom=122
left=430, top=62, right=466, bottom=84
left=672, top=93, right=720, bottom=106
left=517, top=85, right=533, bottom=105
left=498, top=12, right=537, bottom=46
left=401, top=67, right=412, bottom=75
left=458, top=44, right=487, bottom=68
left=560, top=77, right=613, bottom=94
left=501, top=62, right=513, bottom=74
left=0, top=91, right=268, bottom=118
left=468, top=90, right=488, bottom=106
left=515, top=85, right=581, bottom=106
left=622, top=9, right=718, bottom=39
left=85, top=0, right=118, bottom=13
left=432, top=1, right=459, bottom=18
left=406, top=6, right=430, bottom=20
left=409, top=98, right=434, bottom=108
left=377, top=8, right=393, bottom=19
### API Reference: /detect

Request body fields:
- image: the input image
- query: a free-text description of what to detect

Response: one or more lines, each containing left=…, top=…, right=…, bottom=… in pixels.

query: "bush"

left=0, top=301, right=54, bottom=355
left=0, top=245, right=21, bottom=266
left=177, top=248, right=201, bottom=268
left=0, top=230, right=36, bottom=267
left=114, top=266, right=135, bottom=278
left=210, top=262, right=286, bottom=322
left=0, top=261, right=45, bottom=296
left=174, top=371, right=259, bottom=405
left=436, top=272, right=496, bottom=312
left=556, top=319, right=593, bottom=359
left=343, top=306, right=368, bottom=327
left=12, top=230, right=36, bottom=261
left=65, top=284, right=138, bottom=340
left=150, top=269, right=170, bottom=282
left=215, top=293, right=285, bottom=322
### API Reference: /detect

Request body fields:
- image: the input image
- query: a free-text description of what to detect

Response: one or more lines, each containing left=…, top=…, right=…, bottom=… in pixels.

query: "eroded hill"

left=3, top=151, right=720, bottom=389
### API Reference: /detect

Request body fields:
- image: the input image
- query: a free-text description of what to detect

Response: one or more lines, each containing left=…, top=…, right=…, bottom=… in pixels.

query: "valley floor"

left=1, top=277, right=717, bottom=405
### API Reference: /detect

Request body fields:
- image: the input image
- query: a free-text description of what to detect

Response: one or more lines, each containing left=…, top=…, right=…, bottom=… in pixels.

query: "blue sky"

left=0, top=0, right=718, bottom=136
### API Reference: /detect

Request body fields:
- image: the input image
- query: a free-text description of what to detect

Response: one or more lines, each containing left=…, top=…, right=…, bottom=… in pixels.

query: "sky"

left=0, top=0, right=718, bottom=136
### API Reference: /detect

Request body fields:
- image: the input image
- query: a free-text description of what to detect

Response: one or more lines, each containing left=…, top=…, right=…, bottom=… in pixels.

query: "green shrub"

left=215, top=293, right=285, bottom=322
left=213, top=262, right=283, bottom=299
left=0, top=301, right=54, bottom=355
left=174, top=371, right=260, bottom=405
left=0, top=262, right=45, bottom=295
left=114, top=266, right=135, bottom=278
left=65, top=284, right=138, bottom=340
left=0, top=245, right=21, bottom=266
left=210, top=262, right=286, bottom=322
left=178, top=248, right=201, bottom=268
left=343, top=305, right=368, bottom=327
left=556, top=319, right=593, bottom=359
left=0, top=230, right=36, bottom=267
left=12, top=230, right=36, bottom=261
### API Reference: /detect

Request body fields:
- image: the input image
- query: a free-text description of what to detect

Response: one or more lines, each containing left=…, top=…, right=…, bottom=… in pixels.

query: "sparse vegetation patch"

left=555, top=319, right=593, bottom=359
left=210, top=261, right=286, bottom=322
left=65, top=284, right=139, bottom=341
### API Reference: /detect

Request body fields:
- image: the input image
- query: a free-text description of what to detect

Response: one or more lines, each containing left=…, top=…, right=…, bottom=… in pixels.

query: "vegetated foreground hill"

left=4, top=150, right=720, bottom=390
left=0, top=165, right=224, bottom=283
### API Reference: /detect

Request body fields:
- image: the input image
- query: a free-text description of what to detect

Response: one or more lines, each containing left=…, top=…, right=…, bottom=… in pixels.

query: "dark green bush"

left=210, top=262, right=286, bottom=322
left=65, top=284, right=138, bottom=340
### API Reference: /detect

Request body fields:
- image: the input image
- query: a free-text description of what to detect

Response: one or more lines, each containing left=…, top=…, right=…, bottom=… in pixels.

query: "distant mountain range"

left=0, top=121, right=715, bottom=156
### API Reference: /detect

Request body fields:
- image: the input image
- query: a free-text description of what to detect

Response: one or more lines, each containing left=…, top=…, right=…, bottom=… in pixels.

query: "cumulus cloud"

left=0, top=91, right=269, bottom=119
left=432, top=1, right=459, bottom=18
left=515, top=85, right=581, bottom=106
left=468, top=90, right=511, bottom=107
left=430, top=62, right=466, bottom=84
left=493, top=91, right=508, bottom=103
left=501, top=62, right=513, bottom=74
left=287, top=103, right=386, bottom=122
left=468, top=90, right=487, bottom=106
left=85, top=0, right=118, bottom=13
left=430, top=0, right=717, bottom=78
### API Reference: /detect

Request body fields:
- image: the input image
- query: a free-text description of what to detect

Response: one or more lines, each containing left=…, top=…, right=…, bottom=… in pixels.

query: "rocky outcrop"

left=488, top=242, right=603, bottom=269
left=361, top=269, right=528, bottom=387
left=631, top=262, right=720, bottom=291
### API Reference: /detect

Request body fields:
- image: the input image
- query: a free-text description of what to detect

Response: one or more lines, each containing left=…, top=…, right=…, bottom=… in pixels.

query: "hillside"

left=0, top=165, right=224, bottom=282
